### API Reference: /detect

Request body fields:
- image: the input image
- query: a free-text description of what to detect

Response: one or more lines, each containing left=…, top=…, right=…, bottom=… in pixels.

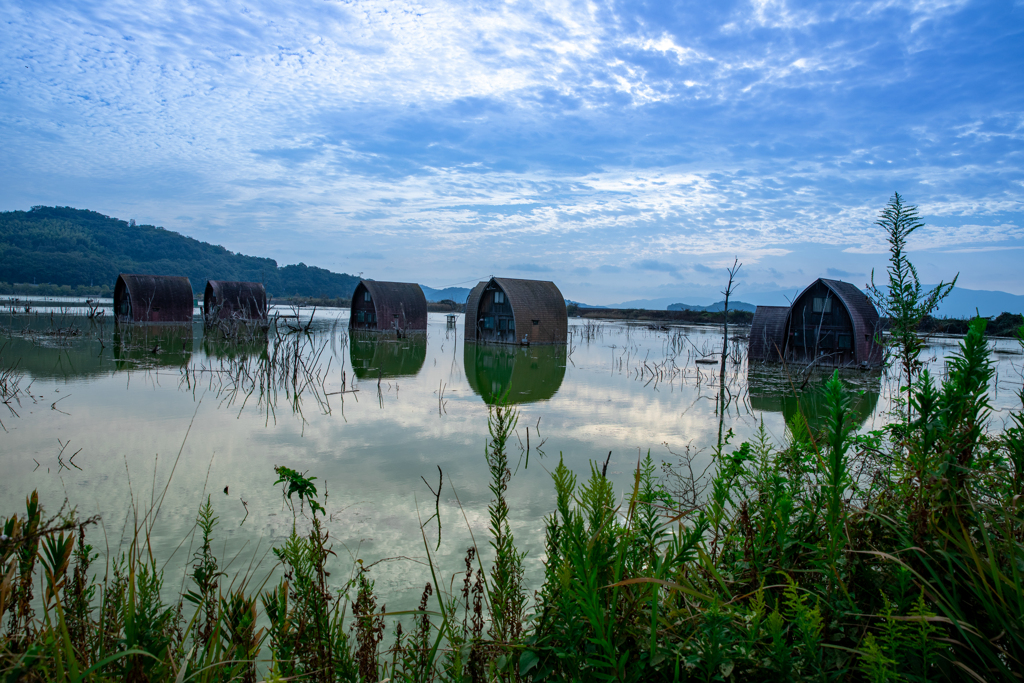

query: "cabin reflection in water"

left=464, top=344, right=566, bottom=405
left=201, top=336, right=269, bottom=361
left=747, top=367, right=881, bottom=433
left=350, top=335, right=427, bottom=379
left=113, top=325, right=195, bottom=370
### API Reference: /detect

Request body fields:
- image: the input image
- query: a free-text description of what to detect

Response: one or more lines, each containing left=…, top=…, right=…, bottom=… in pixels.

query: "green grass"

left=3, top=319, right=1024, bottom=681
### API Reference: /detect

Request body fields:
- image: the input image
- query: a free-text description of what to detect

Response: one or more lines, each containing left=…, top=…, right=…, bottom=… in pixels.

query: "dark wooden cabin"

left=785, top=278, right=883, bottom=366
left=748, top=306, right=789, bottom=362
left=748, top=279, right=883, bottom=367
left=465, top=277, right=567, bottom=345
left=204, top=281, right=268, bottom=322
left=114, top=274, right=194, bottom=324
left=349, top=280, right=427, bottom=334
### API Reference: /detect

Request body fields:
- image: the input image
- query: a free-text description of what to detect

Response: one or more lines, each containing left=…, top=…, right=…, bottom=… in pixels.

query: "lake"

left=2, top=307, right=1022, bottom=611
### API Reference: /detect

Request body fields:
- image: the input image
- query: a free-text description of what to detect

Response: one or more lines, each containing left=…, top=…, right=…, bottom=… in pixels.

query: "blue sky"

left=1, top=0, right=1022, bottom=304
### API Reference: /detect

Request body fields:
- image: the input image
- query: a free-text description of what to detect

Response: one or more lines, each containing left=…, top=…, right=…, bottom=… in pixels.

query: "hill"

left=0, top=206, right=361, bottom=298
left=668, top=300, right=757, bottom=313
left=421, top=285, right=472, bottom=303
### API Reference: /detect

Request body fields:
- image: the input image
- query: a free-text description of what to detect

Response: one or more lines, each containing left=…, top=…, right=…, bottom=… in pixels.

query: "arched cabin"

left=465, top=277, right=567, bottom=345
left=114, top=274, right=194, bottom=324
left=349, top=280, right=427, bottom=334
left=204, top=281, right=268, bottom=322
left=749, top=278, right=882, bottom=367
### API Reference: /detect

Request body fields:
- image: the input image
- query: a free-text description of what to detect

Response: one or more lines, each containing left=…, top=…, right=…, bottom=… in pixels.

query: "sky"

left=1, top=0, right=1022, bottom=305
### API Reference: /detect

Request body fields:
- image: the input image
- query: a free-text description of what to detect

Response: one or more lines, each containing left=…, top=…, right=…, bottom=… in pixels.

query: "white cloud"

left=1, top=0, right=1021, bottom=299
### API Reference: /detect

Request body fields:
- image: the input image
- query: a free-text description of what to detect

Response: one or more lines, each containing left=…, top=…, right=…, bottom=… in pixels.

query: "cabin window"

left=812, top=297, right=832, bottom=313
left=532, top=319, right=540, bottom=325
left=838, top=334, right=852, bottom=349
left=498, top=318, right=507, bottom=330
left=364, top=291, right=371, bottom=302
left=482, top=316, right=495, bottom=330
left=494, top=291, right=505, bottom=304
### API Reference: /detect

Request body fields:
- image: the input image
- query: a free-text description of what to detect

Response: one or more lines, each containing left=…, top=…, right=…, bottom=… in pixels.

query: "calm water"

left=2, top=308, right=1022, bottom=610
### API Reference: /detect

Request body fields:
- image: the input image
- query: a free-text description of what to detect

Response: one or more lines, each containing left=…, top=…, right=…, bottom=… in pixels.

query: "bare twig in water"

left=420, top=466, right=444, bottom=550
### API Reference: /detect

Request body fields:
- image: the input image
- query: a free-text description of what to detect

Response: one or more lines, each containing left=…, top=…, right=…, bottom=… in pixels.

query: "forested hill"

left=0, top=206, right=361, bottom=298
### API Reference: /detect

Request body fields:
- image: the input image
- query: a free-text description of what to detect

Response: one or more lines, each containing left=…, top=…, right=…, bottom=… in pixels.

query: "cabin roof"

left=351, top=280, right=428, bottom=332
left=466, top=277, right=567, bottom=344
left=748, top=306, right=789, bottom=362
left=204, top=280, right=267, bottom=321
left=115, top=273, right=193, bottom=323
left=464, top=282, right=488, bottom=343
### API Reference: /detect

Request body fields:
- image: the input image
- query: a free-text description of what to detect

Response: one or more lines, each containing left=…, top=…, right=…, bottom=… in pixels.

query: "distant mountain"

left=566, top=299, right=606, bottom=309
left=668, top=300, right=757, bottom=313
left=421, top=285, right=471, bottom=303
left=925, top=286, right=1024, bottom=318
left=608, top=296, right=690, bottom=310
left=0, top=206, right=361, bottom=298
left=615, top=286, right=1023, bottom=318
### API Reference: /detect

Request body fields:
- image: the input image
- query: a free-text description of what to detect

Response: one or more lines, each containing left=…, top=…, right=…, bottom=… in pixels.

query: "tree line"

left=0, top=206, right=361, bottom=299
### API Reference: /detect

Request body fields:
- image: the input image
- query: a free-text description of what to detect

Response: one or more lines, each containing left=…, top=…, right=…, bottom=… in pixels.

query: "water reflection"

left=2, top=333, right=110, bottom=380
left=350, top=335, right=427, bottom=379
left=113, top=325, right=194, bottom=371
left=464, top=343, right=566, bottom=405
left=202, top=335, right=269, bottom=361
left=747, top=367, right=882, bottom=432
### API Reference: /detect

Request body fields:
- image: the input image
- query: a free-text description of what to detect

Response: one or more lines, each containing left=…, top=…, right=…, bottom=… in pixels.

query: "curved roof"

left=350, top=280, right=427, bottom=332
left=464, top=282, right=488, bottom=343
left=789, top=278, right=883, bottom=364
left=748, top=306, right=789, bottom=362
left=204, top=280, right=267, bottom=321
left=114, top=274, right=193, bottom=323
left=466, top=277, right=567, bottom=344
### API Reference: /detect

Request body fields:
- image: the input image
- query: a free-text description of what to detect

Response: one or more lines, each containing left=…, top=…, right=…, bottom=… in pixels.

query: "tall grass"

left=4, top=320, right=1024, bottom=681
